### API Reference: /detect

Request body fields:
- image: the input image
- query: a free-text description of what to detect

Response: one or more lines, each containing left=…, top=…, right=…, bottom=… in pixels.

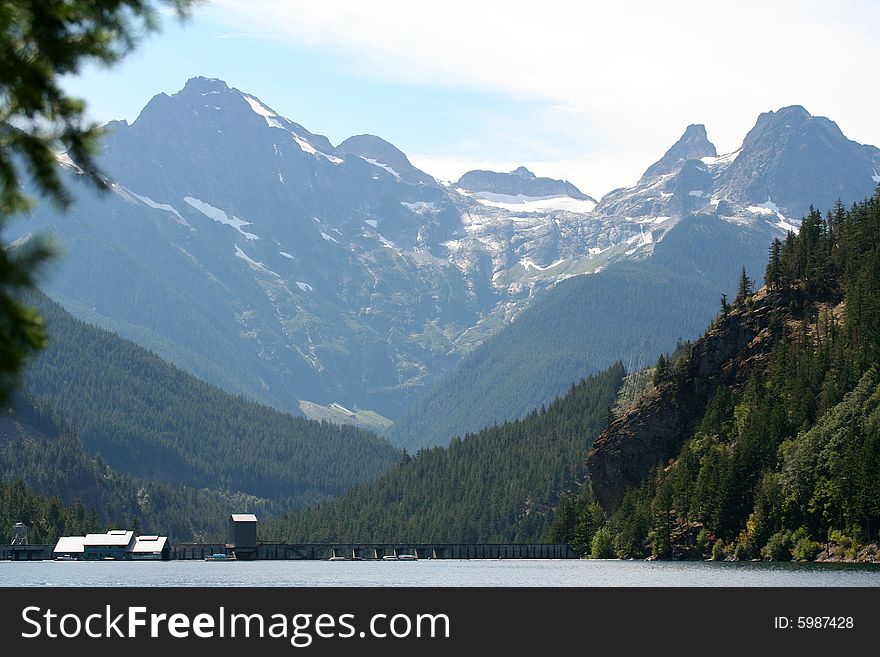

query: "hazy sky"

left=64, top=0, right=880, bottom=197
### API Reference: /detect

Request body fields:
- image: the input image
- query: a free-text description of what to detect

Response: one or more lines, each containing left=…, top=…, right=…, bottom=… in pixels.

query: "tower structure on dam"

left=227, top=514, right=258, bottom=560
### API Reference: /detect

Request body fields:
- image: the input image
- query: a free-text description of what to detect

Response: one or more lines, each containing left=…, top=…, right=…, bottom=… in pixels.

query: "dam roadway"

left=172, top=542, right=577, bottom=560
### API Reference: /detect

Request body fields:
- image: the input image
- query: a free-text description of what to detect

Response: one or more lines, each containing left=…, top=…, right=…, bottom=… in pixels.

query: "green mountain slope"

left=19, top=293, right=401, bottom=510
left=261, top=364, right=624, bottom=543
left=390, top=214, right=777, bottom=450
left=579, top=192, right=880, bottom=560
left=1, top=397, right=243, bottom=541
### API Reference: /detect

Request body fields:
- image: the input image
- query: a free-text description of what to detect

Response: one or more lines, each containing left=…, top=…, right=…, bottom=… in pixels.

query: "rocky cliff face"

left=587, top=288, right=790, bottom=512
left=715, top=106, right=880, bottom=220
left=639, top=123, right=717, bottom=183
left=594, top=107, right=880, bottom=253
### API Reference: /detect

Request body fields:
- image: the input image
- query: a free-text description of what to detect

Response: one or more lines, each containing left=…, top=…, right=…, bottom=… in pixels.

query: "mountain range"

left=389, top=107, right=880, bottom=447
left=9, top=76, right=879, bottom=442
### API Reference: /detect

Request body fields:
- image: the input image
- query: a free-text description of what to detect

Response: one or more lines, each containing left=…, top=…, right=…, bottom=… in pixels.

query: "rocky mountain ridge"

left=11, top=76, right=879, bottom=426
left=457, top=165, right=594, bottom=200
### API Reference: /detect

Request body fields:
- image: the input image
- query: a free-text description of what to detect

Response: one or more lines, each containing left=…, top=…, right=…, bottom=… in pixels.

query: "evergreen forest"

left=554, top=191, right=880, bottom=561
left=261, top=365, right=624, bottom=543
left=0, top=293, right=402, bottom=540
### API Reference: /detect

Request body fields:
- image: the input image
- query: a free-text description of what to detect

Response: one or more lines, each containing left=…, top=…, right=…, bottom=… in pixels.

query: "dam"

left=171, top=542, right=577, bottom=560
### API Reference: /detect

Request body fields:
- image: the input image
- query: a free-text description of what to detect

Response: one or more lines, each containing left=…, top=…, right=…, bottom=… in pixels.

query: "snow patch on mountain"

left=243, top=94, right=342, bottom=164
left=242, top=94, right=277, bottom=119
left=622, top=229, right=655, bottom=255
left=361, top=157, right=402, bottom=181
left=746, top=198, right=786, bottom=221
left=625, top=230, right=654, bottom=247
left=292, top=135, right=343, bottom=164
left=184, top=196, right=259, bottom=240
left=234, top=244, right=279, bottom=277
left=743, top=199, right=801, bottom=233
left=462, top=191, right=597, bottom=213
left=401, top=201, right=438, bottom=214
left=377, top=234, right=397, bottom=249
left=519, top=257, right=565, bottom=272
left=55, top=151, right=85, bottom=175
left=126, top=189, right=191, bottom=228
left=701, top=149, right=741, bottom=169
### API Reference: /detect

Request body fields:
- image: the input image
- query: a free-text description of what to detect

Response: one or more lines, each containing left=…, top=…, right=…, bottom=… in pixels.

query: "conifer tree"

left=765, top=239, right=783, bottom=290
left=735, top=266, right=753, bottom=304
left=653, top=353, right=669, bottom=387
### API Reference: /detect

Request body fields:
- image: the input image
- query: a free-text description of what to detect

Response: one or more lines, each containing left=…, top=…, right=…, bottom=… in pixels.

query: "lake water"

left=3, top=559, right=880, bottom=587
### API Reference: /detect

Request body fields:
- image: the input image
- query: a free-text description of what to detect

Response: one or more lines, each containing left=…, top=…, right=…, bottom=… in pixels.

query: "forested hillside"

left=1, top=396, right=249, bottom=541
left=18, top=293, right=401, bottom=509
left=261, top=365, right=624, bottom=543
left=0, top=479, right=101, bottom=545
left=565, top=191, right=880, bottom=560
left=390, top=214, right=776, bottom=450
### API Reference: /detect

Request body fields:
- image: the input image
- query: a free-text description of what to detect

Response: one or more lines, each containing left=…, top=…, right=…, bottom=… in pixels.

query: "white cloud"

left=214, top=0, right=879, bottom=196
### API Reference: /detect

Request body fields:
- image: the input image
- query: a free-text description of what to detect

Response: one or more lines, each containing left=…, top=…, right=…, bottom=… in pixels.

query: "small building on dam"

left=53, top=530, right=170, bottom=561
left=227, top=514, right=258, bottom=560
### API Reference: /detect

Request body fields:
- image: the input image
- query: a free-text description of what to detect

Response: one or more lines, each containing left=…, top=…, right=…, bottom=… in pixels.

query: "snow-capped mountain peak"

left=17, top=80, right=880, bottom=427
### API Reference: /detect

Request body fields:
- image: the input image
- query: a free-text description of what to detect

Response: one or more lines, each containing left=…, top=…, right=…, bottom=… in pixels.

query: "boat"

left=398, top=554, right=418, bottom=561
left=382, top=555, right=399, bottom=561
left=204, top=553, right=235, bottom=561
left=328, top=555, right=348, bottom=561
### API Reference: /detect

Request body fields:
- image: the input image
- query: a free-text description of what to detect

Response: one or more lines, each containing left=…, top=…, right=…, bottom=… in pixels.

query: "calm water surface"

left=2, top=559, right=880, bottom=587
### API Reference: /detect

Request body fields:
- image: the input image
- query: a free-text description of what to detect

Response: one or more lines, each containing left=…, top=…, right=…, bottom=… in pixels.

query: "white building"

left=130, top=535, right=169, bottom=560
left=53, top=530, right=170, bottom=560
